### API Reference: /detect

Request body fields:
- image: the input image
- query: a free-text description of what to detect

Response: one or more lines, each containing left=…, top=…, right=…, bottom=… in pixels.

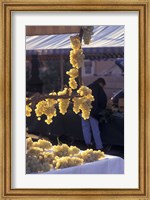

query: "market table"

left=37, top=155, right=124, bottom=174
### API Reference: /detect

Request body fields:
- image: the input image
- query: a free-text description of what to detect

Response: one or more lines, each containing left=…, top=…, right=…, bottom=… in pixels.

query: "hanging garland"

left=26, top=26, right=95, bottom=124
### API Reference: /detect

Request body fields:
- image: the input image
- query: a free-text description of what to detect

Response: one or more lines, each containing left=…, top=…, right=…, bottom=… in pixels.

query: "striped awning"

left=26, top=25, right=124, bottom=58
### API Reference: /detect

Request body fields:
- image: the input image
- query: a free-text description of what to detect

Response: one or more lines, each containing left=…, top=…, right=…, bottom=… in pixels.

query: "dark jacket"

left=88, top=81, right=107, bottom=120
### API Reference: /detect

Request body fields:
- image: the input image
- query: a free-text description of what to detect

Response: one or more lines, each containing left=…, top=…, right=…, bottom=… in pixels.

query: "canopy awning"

left=26, top=26, right=124, bottom=58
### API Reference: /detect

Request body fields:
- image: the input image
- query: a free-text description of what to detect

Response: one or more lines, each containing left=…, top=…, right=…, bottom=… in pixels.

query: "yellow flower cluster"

left=53, top=144, right=70, bottom=157
left=49, top=91, right=57, bottom=96
left=57, top=87, right=72, bottom=114
left=27, top=146, right=43, bottom=157
left=26, top=154, right=50, bottom=173
left=69, top=145, right=80, bottom=156
left=79, top=97, right=93, bottom=120
left=72, top=86, right=94, bottom=119
left=70, top=49, right=85, bottom=69
left=58, top=98, right=70, bottom=115
left=70, top=35, right=81, bottom=49
left=26, top=138, right=54, bottom=173
left=35, top=98, right=57, bottom=125
left=42, top=151, right=55, bottom=163
left=58, top=87, right=72, bottom=96
left=26, top=104, right=32, bottom=117
left=26, top=137, right=33, bottom=149
left=78, top=149, right=105, bottom=163
left=52, top=143, right=80, bottom=157
left=67, top=35, right=84, bottom=89
left=68, top=77, right=78, bottom=89
left=32, top=139, right=52, bottom=150
left=72, top=97, right=80, bottom=114
left=77, top=85, right=92, bottom=96
left=27, top=137, right=52, bottom=150
left=82, top=26, right=94, bottom=45
left=66, top=68, right=78, bottom=78
left=53, top=156, right=83, bottom=169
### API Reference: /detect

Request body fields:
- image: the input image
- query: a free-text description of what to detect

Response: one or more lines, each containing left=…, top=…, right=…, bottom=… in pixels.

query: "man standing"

left=81, top=77, right=107, bottom=150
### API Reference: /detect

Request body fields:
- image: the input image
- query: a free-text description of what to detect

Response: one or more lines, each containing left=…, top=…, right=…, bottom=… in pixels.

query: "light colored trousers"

left=81, top=116, right=103, bottom=149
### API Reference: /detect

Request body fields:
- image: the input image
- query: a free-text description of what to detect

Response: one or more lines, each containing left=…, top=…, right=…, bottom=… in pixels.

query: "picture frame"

left=0, top=0, right=149, bottom=199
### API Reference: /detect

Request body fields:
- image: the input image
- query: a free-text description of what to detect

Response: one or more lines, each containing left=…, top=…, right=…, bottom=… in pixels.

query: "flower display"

left=35, top=98, right=57, bottom=125
left=26, top=138, right=105, bottom=173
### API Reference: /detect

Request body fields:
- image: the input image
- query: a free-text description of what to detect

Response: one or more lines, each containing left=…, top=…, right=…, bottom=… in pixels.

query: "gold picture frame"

left=0, top=0, right=149, bottom=199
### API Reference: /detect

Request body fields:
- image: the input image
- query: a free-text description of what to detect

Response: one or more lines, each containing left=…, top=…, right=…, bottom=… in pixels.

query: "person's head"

left=96, top=77, right=106, bottom=88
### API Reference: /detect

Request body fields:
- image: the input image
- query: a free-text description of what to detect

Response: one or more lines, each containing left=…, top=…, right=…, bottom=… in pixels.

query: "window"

left=82, top=60, right=95, bottom=76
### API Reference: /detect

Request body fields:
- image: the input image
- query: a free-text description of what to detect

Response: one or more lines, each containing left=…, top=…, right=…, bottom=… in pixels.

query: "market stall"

left=26, top=26, right=124, bottom=160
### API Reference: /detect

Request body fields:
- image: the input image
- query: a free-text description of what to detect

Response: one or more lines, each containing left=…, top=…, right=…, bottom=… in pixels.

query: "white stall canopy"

left=26, top=25, right=124, bottom=59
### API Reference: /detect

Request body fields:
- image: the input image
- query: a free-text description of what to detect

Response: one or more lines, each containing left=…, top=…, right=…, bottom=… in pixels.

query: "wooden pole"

left=60, top=55, right=64, bottom=90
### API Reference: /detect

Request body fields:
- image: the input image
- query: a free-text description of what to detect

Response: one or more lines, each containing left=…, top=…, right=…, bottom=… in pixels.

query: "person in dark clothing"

left=81, top=78, right=107, bottom=150
left=88, top=78, right=107, bottom=120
